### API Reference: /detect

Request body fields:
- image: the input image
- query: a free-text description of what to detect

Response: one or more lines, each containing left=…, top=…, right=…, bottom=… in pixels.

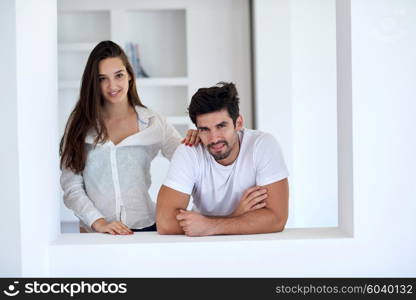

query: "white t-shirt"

left=163, top=128, right=289, bottom=216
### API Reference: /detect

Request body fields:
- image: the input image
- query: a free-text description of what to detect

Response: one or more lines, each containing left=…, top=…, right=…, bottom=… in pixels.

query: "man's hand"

left=176, top=210, right=215, bottom=236
left=230, top=186, right=268, bottom=217
left=92, top=218, right=133, bottom=235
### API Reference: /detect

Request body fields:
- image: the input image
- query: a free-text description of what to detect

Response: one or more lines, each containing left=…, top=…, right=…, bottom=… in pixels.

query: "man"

left=156, top=82, right=289, bottom=236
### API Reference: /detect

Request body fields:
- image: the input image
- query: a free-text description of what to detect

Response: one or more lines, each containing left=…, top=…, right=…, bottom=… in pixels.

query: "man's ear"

left=235, top=115, right=244, bottom=130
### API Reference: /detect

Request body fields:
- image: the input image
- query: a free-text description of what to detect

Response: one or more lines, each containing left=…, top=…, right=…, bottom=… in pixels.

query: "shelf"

left=166, top=116, right=192, bottom=125
left=58, top=43, right=97, bottom=52
left=59, top=77, right=189, bottom=89
left=121, top=10, right=187, bottom=77
left=58, top=11, right=110, bottom=43
left=137, top=77, right=188, bottom=87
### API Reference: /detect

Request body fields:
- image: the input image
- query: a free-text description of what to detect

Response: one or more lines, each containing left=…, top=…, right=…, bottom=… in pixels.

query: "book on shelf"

left=125, top=42, right=149, bottom=78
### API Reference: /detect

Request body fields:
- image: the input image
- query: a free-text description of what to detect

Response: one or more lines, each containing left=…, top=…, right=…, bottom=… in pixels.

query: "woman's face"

left=98, top=57, right=131, bottom=105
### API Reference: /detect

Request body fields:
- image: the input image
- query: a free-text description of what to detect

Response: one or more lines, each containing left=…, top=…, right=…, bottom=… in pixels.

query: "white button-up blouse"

left=60, top=106, right=181, bottom=231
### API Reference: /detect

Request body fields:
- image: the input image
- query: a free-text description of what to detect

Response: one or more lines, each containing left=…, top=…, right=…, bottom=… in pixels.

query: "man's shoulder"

left=172, top=143, right=205, bottom=160
left=242, top=128, right=276, bottom=146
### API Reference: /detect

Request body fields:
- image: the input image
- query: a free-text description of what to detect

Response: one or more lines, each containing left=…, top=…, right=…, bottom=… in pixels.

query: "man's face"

left=196, top=109, right=243, bottom=162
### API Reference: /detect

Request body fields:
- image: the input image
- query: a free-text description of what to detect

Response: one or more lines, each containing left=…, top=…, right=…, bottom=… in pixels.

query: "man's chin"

left=210, top=150, right=231, bottom=161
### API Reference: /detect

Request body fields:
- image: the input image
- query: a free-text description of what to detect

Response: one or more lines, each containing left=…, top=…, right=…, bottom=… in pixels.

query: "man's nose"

left=208, top=130, right=221, bottom=145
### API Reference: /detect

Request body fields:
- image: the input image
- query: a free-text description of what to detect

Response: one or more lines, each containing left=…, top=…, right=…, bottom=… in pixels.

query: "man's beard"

left=207, top=140, right=233, bottom=161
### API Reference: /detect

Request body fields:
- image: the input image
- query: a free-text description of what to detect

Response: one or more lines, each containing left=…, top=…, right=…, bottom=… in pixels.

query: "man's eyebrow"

left=216, top=121, right=228, bottom=126
left=197, top=121, right=228, bottom=130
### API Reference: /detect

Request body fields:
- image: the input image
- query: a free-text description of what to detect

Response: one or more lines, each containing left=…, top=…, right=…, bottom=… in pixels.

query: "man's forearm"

left=156, top=185, right=190, bottom=235
left=207, top=208, right=285, bottom=235
left=156, top=208, right=185, bottom=235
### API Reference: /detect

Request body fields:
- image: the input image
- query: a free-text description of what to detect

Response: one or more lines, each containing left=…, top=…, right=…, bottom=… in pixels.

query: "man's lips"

left=210, top=143, right=225, bottom=151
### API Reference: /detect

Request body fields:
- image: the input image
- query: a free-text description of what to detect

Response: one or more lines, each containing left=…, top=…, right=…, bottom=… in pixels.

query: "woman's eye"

left=99, top=77, right=106, bottom=82
left=116, top=73, right=124, bottom=78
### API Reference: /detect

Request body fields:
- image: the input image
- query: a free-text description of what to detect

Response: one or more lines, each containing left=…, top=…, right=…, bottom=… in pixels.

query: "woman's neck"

left=103, top=101, right=135, bottom=120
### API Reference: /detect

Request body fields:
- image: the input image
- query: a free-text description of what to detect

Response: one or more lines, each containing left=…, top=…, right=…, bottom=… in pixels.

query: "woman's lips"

left=109, top=90, right=121, bottom=97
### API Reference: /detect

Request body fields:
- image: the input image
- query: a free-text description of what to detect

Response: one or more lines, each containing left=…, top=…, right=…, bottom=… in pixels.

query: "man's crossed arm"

left=156, top=178, right=289, bottom=236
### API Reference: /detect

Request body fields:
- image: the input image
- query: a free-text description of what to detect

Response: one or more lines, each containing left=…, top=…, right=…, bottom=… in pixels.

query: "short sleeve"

left=163, top=144, right=199, bottom=195
left=254, top=133, right=289, bottom=186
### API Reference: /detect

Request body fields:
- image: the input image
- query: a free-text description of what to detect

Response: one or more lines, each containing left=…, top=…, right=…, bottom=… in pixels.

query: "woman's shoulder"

left=135, top=105, right=166, bottom=123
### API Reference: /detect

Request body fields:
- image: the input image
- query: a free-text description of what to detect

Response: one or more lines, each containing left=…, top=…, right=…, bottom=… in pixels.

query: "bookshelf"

left=57, top=8, right=189, bottom=135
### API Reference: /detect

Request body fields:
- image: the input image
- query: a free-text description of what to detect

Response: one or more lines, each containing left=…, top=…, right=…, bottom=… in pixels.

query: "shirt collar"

left=135, top=105, right=155, bottom=123
left=85, top=106, right=156, bottom=144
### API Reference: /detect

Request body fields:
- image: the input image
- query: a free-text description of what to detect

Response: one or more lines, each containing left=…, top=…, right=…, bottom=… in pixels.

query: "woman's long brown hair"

left=59, top=40, right=145, bottom=174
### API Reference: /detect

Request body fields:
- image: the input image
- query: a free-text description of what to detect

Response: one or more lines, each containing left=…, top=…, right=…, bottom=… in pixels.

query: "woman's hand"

left=230, top=186, right=268, bottom=217
left=181, top=129, right=200, bottom=147
left=92, top=218, right=133, bottom=235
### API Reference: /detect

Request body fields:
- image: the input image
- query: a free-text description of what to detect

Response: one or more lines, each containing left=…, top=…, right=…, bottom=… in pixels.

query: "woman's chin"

left=104, top=96, right=128, bottom=105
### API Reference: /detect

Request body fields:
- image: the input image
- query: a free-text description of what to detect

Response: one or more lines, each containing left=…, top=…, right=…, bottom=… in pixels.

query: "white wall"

left=16, top=0, right=60, bottom=276
left=187, top=0, right=253, bottom=127
left=336, top=0, right=354, bottom=235
left=254, top=0, right=338, bottom=227
left=351, top=0, right=416, bottom=246
left=0, top=0, right=60, bottom=276
left=252, top=0, right=294, bottom=223
left=0, top=0, right=21, bottom=276
left=290, top=0, right=338, bottom=227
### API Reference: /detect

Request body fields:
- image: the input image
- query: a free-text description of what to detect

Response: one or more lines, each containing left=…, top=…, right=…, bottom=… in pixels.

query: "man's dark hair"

left=188, top=82, right=240, bottom=126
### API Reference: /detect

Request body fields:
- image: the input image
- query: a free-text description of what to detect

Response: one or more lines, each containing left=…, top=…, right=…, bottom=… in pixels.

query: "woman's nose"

left=108, top=78, right=117, bottom=90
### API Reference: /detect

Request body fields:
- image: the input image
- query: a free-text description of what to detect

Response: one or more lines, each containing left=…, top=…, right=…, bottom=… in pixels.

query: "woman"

left=60, top=40, right=198, bottom=235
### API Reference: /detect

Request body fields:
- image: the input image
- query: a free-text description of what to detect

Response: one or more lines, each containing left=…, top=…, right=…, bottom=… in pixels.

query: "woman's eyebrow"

left=98, top=69, right=124, bottom=77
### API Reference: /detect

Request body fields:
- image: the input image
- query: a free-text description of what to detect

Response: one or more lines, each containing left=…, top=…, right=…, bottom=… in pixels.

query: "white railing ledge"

left=50, top=227, right=351, bottom=246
